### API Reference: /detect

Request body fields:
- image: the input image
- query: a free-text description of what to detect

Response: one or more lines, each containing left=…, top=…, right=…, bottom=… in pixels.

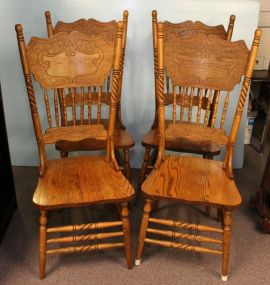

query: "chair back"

left=155, top=22, right=261, bottom=177
left=45, top=11, right=129, bottom=129
left=151, top=11, right=235, bottom=128
left=15, top=22, right=124, bottom=175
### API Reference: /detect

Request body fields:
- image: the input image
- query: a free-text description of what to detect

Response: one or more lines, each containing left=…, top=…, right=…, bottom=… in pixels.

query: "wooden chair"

left=139, top=11, right=236, bottom=195
left=135, top=22, right=261, bottom=280
left=15, top=21, right=134, bottom=279
left=45, top=11, right=134, bottom=181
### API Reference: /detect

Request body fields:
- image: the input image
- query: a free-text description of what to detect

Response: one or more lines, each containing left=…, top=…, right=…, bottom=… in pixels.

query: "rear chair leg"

left=121, top=203, right=132, bottom=269
left=136, top=148, right=151, bottom=205
left=123, top=148, right=131, bottom=182
left=39, top=211, right=47, bottom=279
left=60, top=151, right=68, bottom=158
left=222, top=210, right=232, bottom=281
left=135, top=199, right=152, bottom=265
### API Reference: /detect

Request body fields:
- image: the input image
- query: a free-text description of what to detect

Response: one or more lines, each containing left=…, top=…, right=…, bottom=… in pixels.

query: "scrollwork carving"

left=164, top=33, right=249, bottom=90
left=27, top=31, right=115, bottom=89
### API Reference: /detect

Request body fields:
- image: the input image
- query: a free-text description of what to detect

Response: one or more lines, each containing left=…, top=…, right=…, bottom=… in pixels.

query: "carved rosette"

left=27, top=31, right=115, bottom=89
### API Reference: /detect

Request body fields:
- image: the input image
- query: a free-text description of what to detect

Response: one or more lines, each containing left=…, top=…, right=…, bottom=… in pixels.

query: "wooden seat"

left=139, top=11, right=236, bottom=193
left=33, top=156, right=134, bottom=209
left=135, top=21, right=261, bottom=281
left=16, top=21, right=134, bottom=279
left=142, top=122, right=227, bottom=155
left=142, top=156, right=241, bottom=207
left=45, top=11, right=135, bottom=181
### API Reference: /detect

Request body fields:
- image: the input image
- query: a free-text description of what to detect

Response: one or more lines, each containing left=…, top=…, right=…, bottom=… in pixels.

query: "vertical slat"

left=97, top=86, right=102, bottom=124
left=88, top=87, right=92, bottom=124
left=179, top=86, right=186, bottom=123
left=61, top=88, right=68, bottom=126
left=44, top=90, right=52, bottom=128
left=80, top=87, right=84, bottom=125
left=220, top=91, right=230, bottom=129
left=53, top=89, right=60, bottom=127
left=204, top=89, right=213, bottom=126
left=188, top=87, right=194, bottom=122
left=172, top=86, right=177, bottom=123
left=196, top=88, right=203, bottom=123
left=71, top=88, right=76, bottom=126
left=209, top=90, right=220, bottom=128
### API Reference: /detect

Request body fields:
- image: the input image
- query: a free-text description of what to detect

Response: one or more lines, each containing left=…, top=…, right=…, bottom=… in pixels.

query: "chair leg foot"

left=134, top=259, right=141, bottom=266
left=39, top=211, right=47, bottom=279
left=221, top=275, right=228, bottom=281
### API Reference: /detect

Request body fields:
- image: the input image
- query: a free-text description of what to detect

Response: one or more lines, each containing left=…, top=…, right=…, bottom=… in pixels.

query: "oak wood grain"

left=33, top=156, right=134, bottom=210
left=142, top=156, right=242, bottom=208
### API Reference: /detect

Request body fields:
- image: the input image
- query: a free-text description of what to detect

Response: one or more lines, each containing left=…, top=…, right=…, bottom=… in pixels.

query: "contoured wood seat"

left=16, top=21, right=134, bottom=279
left=139, top=11, right=236, bottom=189
left=45, top=11, right=134, bottom=181
left=136, top=22, right=261, bottom=281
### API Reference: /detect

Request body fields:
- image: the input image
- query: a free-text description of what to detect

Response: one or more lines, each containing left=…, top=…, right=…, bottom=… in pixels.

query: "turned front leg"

left=39, top=210, right=47, bottom=279
left=222, top=210, right=232, bottom=281
left=135, top=199, right=152, bottom=265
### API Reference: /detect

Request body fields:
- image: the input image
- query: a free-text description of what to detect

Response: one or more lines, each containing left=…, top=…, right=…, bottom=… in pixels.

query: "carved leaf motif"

left=27, top=31, right=115, bottom=89
left=164, top=33, right=249, bottom=91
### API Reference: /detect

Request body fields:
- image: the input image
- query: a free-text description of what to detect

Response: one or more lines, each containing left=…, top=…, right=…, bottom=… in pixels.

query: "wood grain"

left=142, top=156, right=242, bottom=208
left=33, top=156, right=134, bottom=210
left=43, top=124, right=107, bottom=144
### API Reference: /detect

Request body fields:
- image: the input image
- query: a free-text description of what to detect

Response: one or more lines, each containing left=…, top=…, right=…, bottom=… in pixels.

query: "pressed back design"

left=45, top=11, right=128, bottom=129
left=16, top=22, right=124, bottom=175
left=151, top=11, right=235, bottom=128
left=155, top=22, right=261, bottom=177
left=27, top=31, right=115, bottom=88
left=163, top=32, right=249, bottom=130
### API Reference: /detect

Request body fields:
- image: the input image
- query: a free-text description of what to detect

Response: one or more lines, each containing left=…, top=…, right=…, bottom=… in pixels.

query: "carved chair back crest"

left=16, top=22, right=124, bottom=174
left=45, top=11, right=128, bottom=129
left=151, top=11, right=235, bottom=127
left=155, top=22, right=261, bottom=177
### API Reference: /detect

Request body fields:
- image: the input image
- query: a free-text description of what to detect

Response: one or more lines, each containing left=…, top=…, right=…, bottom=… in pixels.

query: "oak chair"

left=45, top=10, right=134, bottom=181
left=15, top=21, right=134, bottom=279
left=139, top=11, right=236, bottom=198
left=135, top=22, right=261, bottom=280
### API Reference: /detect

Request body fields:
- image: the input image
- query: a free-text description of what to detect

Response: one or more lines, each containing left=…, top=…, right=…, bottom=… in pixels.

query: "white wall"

left=0, top=0, right=259, bottom=168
